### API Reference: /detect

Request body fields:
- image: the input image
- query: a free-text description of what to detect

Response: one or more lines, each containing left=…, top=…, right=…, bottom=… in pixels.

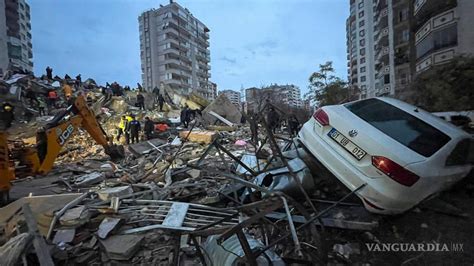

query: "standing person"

left=152, top=86, right=160, bottom=104
left=75, top=74, right=82, bottom=86
left=124, top=114, right=133, bottom=145
left=116, top=115, right=127, bottom=142
left=46, top=66, right=53, bottom=80
left=0, top=102, right=15, bottom=129
left=136, top=92, right=145, bottom=110
left=158, top=94, right=165, bottom=112
left=267, top=107, right=280, bottom=133
left=137, top=83, right=143, bottom=92
left=249, top=113, right=259, bottom=144
left=47, top=90, right=58, bottom=108
left=128, top=115, right=141, bottom=144
left=38, top=97, right=47, bottom=116
left=288, top=114, right=300, bottom=137
left=180, top=105, right=190, bottom=128
left=144, top=117, right=154, bottom=140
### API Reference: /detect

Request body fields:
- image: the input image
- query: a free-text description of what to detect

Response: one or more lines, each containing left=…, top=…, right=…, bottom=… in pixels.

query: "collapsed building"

left=0, top=72, right=473, bottom=265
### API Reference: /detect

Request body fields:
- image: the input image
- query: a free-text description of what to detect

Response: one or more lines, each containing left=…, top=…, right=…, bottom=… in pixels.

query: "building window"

left=358, top=2, right=364, bottom=9
left=360, top=66, right=366, bottom=73
left=361, top=76, right=366, bottom=82
left=402, top=29, right=409, bottom=42
left=384, top=74, right=390, bottom=84
left=359, top=20, right=365, bottom=27
left=360, top=48, right=366, bottom=56
left=416, top=24, right=458, bottom=59
left=360, top=57, right=366, bottom=64
left=359, top=29, right=365, bottom=37
left=359, top=39, right=365, bottom=46
left=359, top=11, right=364, bottom=18
left=398, top=8, right=409, bottom=22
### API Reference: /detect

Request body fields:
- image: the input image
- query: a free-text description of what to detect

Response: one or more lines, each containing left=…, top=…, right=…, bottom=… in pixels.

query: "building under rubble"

left=138, top=1, right=215, bottom=100
left=0, top=0, right=33, bottom=76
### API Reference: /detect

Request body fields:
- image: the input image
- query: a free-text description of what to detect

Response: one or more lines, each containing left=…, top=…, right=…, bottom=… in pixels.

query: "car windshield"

left=345, top=98, right=451, bottom=157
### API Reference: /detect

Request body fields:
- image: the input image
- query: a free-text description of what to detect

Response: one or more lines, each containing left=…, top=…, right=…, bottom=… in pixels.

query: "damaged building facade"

left=0, top=0, right=33, bottom=76
left=219, top=89, right=241, bottom=109
left=347, top=0, right=474, bottom=101
left=138, top=1, right=215, bottom=100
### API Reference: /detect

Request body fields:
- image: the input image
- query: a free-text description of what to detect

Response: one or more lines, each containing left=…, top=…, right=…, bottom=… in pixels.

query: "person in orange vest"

left=47, top=90, right=58, bottom=108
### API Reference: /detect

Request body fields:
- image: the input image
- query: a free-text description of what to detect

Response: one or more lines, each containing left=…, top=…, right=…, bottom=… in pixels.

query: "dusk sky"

left=30, top=0, right=349, bottom=95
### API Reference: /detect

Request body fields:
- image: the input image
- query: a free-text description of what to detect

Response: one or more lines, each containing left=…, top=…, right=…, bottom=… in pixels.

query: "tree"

left=410, top=56, right=474, bottom=112
left=306, top=61, right=357, bottom=106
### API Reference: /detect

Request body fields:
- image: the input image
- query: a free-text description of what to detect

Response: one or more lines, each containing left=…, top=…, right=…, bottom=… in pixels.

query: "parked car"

left=297, top=97, right=473, bottom=214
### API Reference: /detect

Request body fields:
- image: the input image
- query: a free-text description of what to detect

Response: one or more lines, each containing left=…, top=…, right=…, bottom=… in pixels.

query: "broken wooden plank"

left=178, top=130, right=217, bottom=144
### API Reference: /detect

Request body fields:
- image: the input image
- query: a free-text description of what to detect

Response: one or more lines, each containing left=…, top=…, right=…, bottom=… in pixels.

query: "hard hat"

left=4, top=105, right=12, bottom=111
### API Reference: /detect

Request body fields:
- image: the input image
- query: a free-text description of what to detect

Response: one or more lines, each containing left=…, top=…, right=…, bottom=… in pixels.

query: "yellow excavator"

left=0, top=95, right=124, bottom=205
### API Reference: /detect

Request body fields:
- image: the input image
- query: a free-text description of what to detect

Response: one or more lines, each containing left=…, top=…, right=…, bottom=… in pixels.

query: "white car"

left=298, top=97, right=473, bottom=214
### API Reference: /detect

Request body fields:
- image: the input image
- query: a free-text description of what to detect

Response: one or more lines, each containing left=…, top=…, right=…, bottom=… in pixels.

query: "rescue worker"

left=47, top=89, right=58, bottom=108
left=116, top=115, right=127, bottom=142
left=144, top=116, right=154, bottom=140
left=38, top=97, right=47, bottom=116
left=128, top=115, right=141, bottom=144
left=0, top=102, right=15, bottom=129
left=46, top=66, right=53, bottom=80
left=180, top=105, right=190, bottom=128
left=136, top=92, right=145, bottom=110
left=267, top=107, right=280, bottom=133
left=75, top=74, right=82, bottom=86
left=124, top=114, right=133, bottom=144
left=158, top=94, right=165, bottom=112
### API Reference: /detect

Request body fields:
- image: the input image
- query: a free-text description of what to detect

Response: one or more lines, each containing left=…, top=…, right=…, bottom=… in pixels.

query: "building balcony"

left=414, top=0, right=457, bottom=31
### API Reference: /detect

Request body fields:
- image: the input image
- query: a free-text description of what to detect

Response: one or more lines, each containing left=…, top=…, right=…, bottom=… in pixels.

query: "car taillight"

left=313, top=108, right=329, bottom=126
left=372, top=156, right=420, bottom=187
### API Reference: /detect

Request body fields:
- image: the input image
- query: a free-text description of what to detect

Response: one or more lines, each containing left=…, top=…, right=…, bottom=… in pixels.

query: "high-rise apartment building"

left=219, top=89, right=241, bottom=108
left=414, top=0, right=474, bottom=73
left=347, top=0, right=473, bottom=101
left=138, top=1, right=212, bottom=98
left=346, top=0, right=376, bottom=99
left=0, top=0, right=33, bottom=76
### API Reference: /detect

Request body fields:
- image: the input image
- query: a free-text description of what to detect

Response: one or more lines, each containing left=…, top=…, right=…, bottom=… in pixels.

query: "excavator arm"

left=28, top=95, right=124, bottom=175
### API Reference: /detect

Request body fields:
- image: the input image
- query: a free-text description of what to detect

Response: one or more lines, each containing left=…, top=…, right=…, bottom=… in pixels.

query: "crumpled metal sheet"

left=246, top=157, right=315, bottom=197
left=204, top=234, right=285, bottom=266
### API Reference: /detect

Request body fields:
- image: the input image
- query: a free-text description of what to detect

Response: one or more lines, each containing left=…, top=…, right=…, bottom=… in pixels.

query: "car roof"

left=374, top=97, right=471, bottom=139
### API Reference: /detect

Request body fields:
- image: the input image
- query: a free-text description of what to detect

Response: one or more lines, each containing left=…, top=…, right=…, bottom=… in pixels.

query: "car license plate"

left=328, top=128, right=367, bottom=160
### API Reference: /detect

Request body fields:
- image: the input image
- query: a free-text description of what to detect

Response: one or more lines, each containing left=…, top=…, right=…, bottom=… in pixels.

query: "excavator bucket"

left=105, top=144, right=125, bottom=160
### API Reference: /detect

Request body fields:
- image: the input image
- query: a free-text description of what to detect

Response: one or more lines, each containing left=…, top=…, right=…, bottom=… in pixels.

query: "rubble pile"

left=1, top=71, right=473, bottom=265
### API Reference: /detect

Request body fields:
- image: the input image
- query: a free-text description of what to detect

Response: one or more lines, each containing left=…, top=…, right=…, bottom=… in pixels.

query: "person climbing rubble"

left=137, top=92, right=145, bottom=110
left=46, top=66, right=53, bottom=80
left=144, top=116, right=154, bottom=140
left=128, top=115, right=141, bottom=144
left=158, top=94, right=165, bottom=112
left=180, top=105, right=190, bottom=128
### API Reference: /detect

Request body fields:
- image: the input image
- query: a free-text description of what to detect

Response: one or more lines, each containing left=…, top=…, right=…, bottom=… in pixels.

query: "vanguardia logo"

left=365, top=243, right=464, bottom=252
